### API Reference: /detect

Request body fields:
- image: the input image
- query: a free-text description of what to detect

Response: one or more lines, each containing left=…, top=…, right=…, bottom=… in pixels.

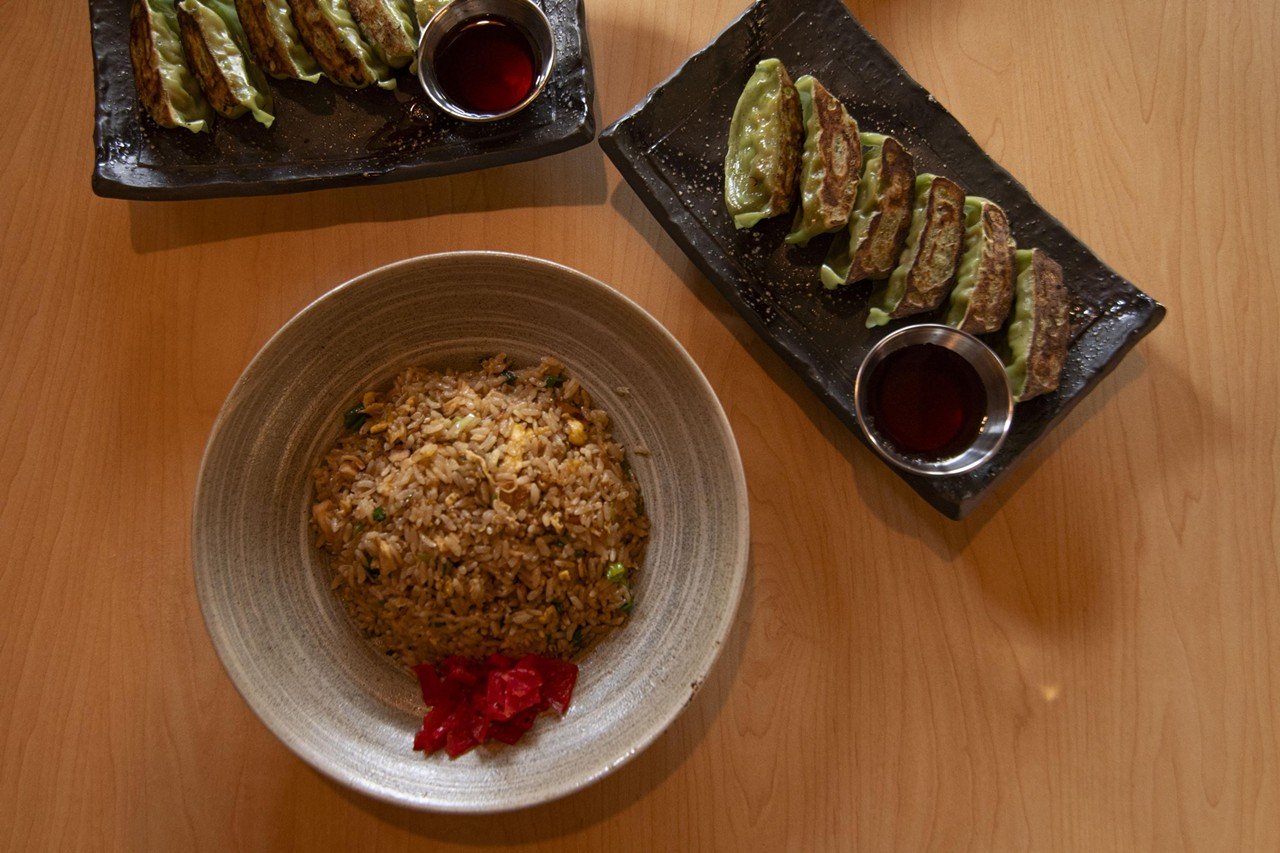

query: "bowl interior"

left=193, top=252, right=748, bottom=811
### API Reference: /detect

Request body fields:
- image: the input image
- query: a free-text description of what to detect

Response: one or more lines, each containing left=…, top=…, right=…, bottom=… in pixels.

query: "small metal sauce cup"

left=416, top=0, right=556, bottom=122
left=853, top=324, right=1014, bottom=477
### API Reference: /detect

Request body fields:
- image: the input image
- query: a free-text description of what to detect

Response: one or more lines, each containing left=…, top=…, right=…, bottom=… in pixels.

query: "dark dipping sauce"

left=435, top=16, right=537, bottom=115
left=865, top=343, right=988, bottom=459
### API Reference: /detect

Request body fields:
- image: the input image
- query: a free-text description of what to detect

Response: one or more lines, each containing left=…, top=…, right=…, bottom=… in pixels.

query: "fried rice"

left=309, top=355, right=649, bottom=667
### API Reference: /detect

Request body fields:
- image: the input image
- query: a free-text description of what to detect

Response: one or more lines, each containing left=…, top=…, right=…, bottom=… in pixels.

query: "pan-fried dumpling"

left=349, top=0, right=418, bottom=68
left=409, top=0, right=447, bottom=72
left=785, top=75, right=861, bottom=246
left=290, top=0, right=396, bottom=89
left=820, top=133, right=916, bottom=288
left=1005, top=249, right=1069, bottom=402
left=129, top=0, right=213, bottom=132
left=176, top=0, right=275, bottom=127
left=414, top=0, right=451, bottom=27
left=945, top=197, right=1016, bottom=334
left=866, top=174, right=966, bottom=327
left=233, top=0, right=322, bottom=81
left=724, top=58, right=803, bottom=229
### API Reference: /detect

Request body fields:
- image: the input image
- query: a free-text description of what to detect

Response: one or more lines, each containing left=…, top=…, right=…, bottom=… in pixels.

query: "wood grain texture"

left=1, top=0, right=1276, bottom=849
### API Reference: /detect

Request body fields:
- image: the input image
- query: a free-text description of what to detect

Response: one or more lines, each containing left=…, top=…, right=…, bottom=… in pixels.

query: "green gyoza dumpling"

left=234, top=0, right=322, bottom=81
left=349, top=0, right=418, bottom=68
left=866, top=174, right=966, bottom=328
left=414, top=0, right=451, bottom=26
left=945, top=197, right=1016, bottom=334
left=724, top=58, right=803, bottom=229
left=1005, top=249, right=1070, bottom=402
left=785, top=75, right=862, bottom=246
left=820, top=133, right=916, bottom=288
left=409, top=0, right=447, bottom=72
left=177, top=0, right=275, bottom=127
left=129, top=0, right=214, bottom=132
left=291, top=0, right=396, bottom=89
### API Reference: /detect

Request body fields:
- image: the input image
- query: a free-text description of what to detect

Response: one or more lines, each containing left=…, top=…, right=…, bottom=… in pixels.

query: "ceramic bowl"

left=192, top=252, right=749, bottom=812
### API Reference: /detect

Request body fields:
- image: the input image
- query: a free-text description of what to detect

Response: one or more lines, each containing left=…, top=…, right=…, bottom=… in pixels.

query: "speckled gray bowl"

left=192, top=252, right=749, bottom=812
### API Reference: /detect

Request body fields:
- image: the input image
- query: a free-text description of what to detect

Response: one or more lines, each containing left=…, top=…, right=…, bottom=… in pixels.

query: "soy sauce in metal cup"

left=417, top=0, right=556, bottom=122
left=854, top=325, right=1014, bottom=477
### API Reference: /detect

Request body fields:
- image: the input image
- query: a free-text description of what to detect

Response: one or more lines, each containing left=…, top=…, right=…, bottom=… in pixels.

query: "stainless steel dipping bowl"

left=416, top=0, right=557, bottom=122
left=853, top=324, right=1014, bottom=477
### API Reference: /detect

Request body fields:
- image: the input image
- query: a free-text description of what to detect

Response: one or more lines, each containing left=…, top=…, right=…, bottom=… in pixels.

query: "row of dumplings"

left=723, top=59, right=1070, bottom=402
left=128, top=0, right=448, bottom=131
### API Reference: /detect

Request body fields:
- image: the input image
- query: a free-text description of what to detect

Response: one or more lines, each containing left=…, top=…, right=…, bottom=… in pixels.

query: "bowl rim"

left=191, top=250, right=750, bottom=812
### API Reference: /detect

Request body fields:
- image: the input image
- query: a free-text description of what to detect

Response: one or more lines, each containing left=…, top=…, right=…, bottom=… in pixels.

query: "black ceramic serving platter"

left=600, top=0, right=1164, bottom=520
left=89, top=0, right=595, bottom=200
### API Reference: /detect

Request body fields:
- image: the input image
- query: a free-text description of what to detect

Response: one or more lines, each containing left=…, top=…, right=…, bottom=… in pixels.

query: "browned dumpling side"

left=129, top=0, right=213, bottom=132
left=866, top=174, right=966, bottom=327
left=820, top=133, right=917, bottom=287
left=348, top=0, right=418, bottom=69
left=234, top=0, right=322, bottom=81
left=945, top=197, right=1016, bottom=334
left=176, top=0, right=275, bottom=126
left=1005, top=248, right=1070, bottom=401
left=290, top=0, right=396, bottom=89
left=785, top=75, right=862, bottom=246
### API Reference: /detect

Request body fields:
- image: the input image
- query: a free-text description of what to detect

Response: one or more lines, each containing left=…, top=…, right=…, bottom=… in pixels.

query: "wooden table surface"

left=3, top=0, right=1277, bottom=848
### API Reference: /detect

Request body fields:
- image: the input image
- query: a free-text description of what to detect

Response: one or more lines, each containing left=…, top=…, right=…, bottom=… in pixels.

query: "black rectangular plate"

left=600, top=0, right=1165, bottom=520
left=90, top=0, right=595, bottom=200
